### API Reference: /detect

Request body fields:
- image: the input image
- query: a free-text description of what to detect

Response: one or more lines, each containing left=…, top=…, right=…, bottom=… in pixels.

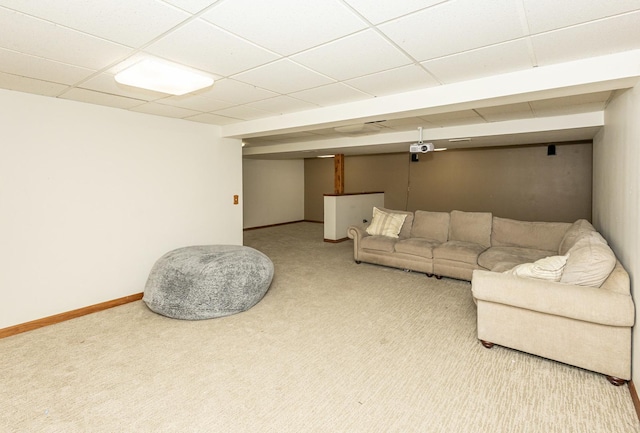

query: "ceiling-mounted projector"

left=410, top=127, right=434, bottom=153
left=410, top=142, right=434, bottom=153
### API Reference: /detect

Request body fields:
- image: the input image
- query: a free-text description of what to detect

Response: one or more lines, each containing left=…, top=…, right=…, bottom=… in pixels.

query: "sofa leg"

left=606, top=376, right=627, bottom=386
left=435, top=275, right=442, bottom=280
left=426, top=273, right=433, bottom=278
left=480, top=340, right=495, bottom=349
left=355, top=260, right=361, bottom=264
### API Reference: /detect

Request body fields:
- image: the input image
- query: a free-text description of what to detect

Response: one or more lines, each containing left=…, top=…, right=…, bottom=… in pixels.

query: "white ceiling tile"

left=523, top=0, right=640, bottom=34
left=0, top=47, right=95, bottom=85
left=420, top=110, right=485, bottom=127
left=157, top=93, right=236, bottom=112
left=0, top=0, right=190, bottom=48
left=0, top=8, right=132, bottom=70
left=201, top=0, right=367, bottom=55
left=291, top=29, right=412, bottom=81
left=422, top=39, right=534, bottom=84
left=247, top=96, right=319, bottom=115
left=532, top=11, right=640, bottom=65
left=475, top=103, right=534, bottom=122
left=344, top=0, right=449, bottom=24
left=379, top=0, right=526, bottom=61
left=160, top=0, right=220, bottom=14
left=59, top=88, right=146, bottom=109
left=233, top=59, right=335, bottom=94
left=130, top=102, right=202, bottom=118
left=378, top=117, right=425, bottom=129
left=345, top=64, right=439, bottom=96
left=184, top=112, right=241, bottom=125
left=203, top=78, right=278, bottom=104
left=79, top=72, right=168, bottom=101
left=532, top=103, right=607, bottom=117
left=290, top=83, right=372, bottom=106
left=145, top=19, right=278, bottom=76
left=530, top=91, right=611, bottom=116
left=212, top=105, right=273, bottom=121
left=0, top=71, right=68, bottom=96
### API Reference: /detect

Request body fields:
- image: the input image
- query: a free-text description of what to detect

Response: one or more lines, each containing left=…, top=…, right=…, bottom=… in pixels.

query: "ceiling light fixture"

left=114, top=58, right=214, bottom=95
left=448, top=138, right=472, bottom=142
left=317, top=154, right=335, bottom=158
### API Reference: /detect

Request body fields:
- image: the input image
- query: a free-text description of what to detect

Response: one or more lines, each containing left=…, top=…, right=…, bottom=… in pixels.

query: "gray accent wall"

left=304, top=142, right=593, bottom=223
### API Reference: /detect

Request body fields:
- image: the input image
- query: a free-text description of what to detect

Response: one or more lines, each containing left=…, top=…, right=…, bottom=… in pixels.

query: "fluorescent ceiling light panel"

left=115, top=59, right=214, bottom=95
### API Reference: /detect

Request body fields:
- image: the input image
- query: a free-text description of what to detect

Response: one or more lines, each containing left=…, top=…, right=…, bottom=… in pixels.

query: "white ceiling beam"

left=225, top=50, right=640, bottom=139
left=242, top=111, right=604, bottom=157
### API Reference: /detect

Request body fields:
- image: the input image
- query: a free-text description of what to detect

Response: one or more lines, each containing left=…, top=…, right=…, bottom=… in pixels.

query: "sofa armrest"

left=471, top=270, right=635, bottom=327
left=347, top=224, right=368, bottom=240
left=347, top=225, right=370, bottom=262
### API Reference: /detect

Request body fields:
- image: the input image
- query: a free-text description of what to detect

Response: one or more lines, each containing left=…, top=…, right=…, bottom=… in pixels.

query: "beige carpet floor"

left=1, top=222, right=639, bottom=432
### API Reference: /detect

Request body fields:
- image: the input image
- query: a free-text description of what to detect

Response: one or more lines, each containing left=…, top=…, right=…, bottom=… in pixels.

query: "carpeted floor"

left=1, top=222, right=638, bottom=432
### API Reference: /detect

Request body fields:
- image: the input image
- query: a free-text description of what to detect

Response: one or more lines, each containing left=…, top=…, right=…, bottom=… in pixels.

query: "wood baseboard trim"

left=243, top=220, right=323, bottom=231
left=243, top=220, right=306, bottom=231
left=629, top=380, right=640, bottom=422
left=0, top=292, right=144, bottom=340
left=324, top=237, right=349, bottom=243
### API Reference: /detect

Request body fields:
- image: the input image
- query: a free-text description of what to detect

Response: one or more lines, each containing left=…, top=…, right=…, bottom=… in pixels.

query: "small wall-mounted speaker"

left=411, top=154, right=419, bottom=162
left=547, top=144, right=556, bottom=156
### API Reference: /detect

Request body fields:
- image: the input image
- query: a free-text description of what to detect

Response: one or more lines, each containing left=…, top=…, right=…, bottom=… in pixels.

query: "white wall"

left=0, top=90, right=243, bottom=329
left=593, top=85, right=640, bottom=382
left=242, top=158, right=304, bottom=228
left=323, top=193, right=384, bottom=241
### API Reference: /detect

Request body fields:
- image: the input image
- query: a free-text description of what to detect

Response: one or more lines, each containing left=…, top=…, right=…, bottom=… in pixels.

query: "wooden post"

left=334, top=154, right=344, bottom=195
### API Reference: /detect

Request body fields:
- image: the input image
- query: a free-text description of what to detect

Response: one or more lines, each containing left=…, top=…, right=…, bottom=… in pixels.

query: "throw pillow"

left=366, top=207, right=407, bottom=238
left=504, top=255, right=569, bottom=282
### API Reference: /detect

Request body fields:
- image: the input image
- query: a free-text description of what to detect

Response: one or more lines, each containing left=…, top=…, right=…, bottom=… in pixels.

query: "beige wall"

left=305, top=142, right=592, bottom=223
left=0, top=90, right=243, bottom=329
left=243, top=158, right=304, bottom=228
left=593, top=85, right=640, bottom=382
left=304, top=157, right=334, bottom=221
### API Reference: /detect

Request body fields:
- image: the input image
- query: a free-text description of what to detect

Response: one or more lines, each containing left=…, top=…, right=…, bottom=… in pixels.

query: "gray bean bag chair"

left=143, top=245, right=274, bottom=320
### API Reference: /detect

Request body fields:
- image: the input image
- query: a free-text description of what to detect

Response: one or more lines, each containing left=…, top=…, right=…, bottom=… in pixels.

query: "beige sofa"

left=347, top=208, right=635, bottom=384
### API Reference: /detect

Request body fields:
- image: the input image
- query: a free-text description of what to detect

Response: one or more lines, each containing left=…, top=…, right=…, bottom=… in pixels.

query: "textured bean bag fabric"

left=143, top=245, right=274, bottom=320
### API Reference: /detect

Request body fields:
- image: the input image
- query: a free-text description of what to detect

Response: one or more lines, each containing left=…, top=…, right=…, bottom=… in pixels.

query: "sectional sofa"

left=347, top=208, right=635, bottom=384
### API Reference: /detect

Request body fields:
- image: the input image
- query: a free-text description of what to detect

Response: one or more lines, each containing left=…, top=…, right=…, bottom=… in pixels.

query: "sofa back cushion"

left=558, top=219, right=596, bottom=255
left=411, top=210, right=450, bottom=242
left=491, top=217, right=571, bottom=251
left=560, top=231, right=616, bottom=287
left=448, top=210, right=492, bottom=248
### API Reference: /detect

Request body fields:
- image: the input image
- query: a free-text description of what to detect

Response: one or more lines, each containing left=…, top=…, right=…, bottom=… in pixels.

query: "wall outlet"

left=233, top=195, right=239, bottom=205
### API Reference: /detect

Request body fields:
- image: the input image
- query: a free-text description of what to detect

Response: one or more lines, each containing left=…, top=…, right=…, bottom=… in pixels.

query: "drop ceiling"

left=1, top=0, right=640, bottom=158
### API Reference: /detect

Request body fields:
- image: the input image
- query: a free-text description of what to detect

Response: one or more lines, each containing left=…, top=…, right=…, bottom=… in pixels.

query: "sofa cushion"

left=558, top=219, right=597, bottom=255
left=366, top=207, right=407, bottom=238
left=434, top=241, right=487, bottom=265
left=477, top=246, right=554, bottom=271
left=394, top=238, right=440, bottom=259
left=491, top=217, right=570, bottom=251
left=491, top=261, right=521, bottom=272
left=361, top=235, right=397, bottom=253
left=504, top=255, right=569, bottom=282
left=448, top=210, right=492, bottom=248
left=410, top=210, right=450, bottom=242
left=560, top=232, right=616, bottom=287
